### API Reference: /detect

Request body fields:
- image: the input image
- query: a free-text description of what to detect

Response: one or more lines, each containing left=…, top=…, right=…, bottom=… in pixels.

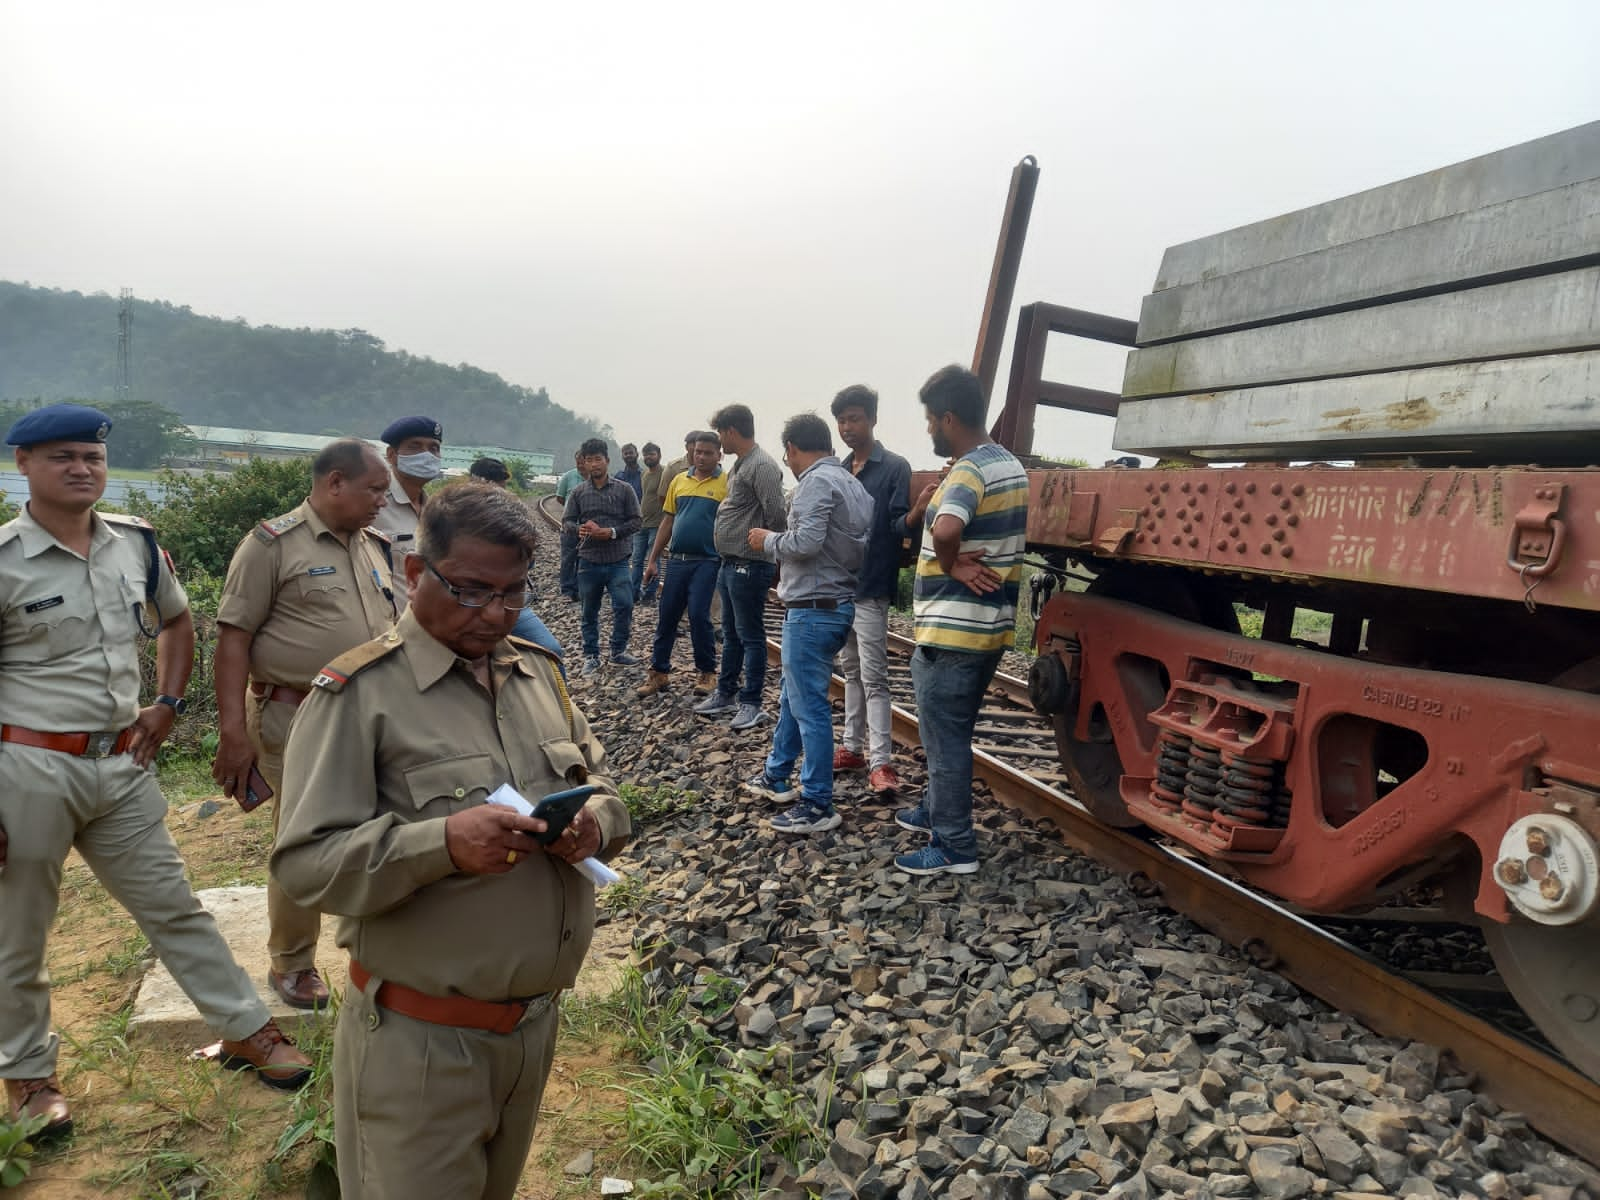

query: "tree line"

left=0, top=282, right=611, bottom=455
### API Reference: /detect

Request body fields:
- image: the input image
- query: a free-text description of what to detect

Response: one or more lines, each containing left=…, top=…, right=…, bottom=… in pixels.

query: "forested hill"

left=0, top=282, right=609, bottom=452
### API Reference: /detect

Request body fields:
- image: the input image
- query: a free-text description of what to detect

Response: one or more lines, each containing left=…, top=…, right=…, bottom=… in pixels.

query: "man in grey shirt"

left=742, top=412, right=874, bottom=834
left=696, top=404, right=787, bottom=731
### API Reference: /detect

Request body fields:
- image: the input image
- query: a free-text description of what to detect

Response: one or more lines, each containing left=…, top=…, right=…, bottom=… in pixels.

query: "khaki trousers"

left=335, top=973, right=560, bottom=1200
left=247, top=691, right=321, bottom=973
left=0, top=744, right=270, bottom=1078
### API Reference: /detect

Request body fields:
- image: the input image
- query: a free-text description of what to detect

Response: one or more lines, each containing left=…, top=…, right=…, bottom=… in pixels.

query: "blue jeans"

left=764, top=605, right=854, bottom=807
left=631, top=528, right=660, bottom=601
left=577, top=561, right=635, bottom=660
left=910, top=645, right=1003, bottom=858
left=715, top=559, right=775, bottom=704
left=559, top=531, right=579, bottom=599
left=510, top=608, right=566, bottom=679
left=650, top=557, right=719, bottom=673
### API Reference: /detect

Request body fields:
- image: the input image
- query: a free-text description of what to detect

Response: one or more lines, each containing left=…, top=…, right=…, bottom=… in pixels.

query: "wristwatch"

left=156, top=694, right=189, bottom=715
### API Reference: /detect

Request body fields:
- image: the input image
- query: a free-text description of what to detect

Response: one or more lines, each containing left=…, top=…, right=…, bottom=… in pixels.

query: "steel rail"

left=525, top=495, right=1600, bottom=1160
left=763, top=612, right=1600, bottom=1163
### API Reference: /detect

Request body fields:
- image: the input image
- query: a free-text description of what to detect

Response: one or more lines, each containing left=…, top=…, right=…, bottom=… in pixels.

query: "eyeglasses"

left=424, top=561, right=534, bottom=610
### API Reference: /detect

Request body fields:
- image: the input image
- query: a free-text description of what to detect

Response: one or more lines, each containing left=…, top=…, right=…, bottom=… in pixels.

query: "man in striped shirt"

left=895, top=365, right=1028, bottom=876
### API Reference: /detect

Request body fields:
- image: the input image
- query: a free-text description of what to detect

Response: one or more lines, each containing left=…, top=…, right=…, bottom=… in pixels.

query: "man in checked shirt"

left=561, top=437, right=641, bottom=676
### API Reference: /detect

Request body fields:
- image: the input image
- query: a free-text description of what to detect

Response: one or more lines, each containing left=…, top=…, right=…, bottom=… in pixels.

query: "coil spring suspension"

left=1182, top=742, right=1225, bottom=821
left=1150, top=731, right=1190, bottom=811
left=1214, top=753, right=1291, bottom=829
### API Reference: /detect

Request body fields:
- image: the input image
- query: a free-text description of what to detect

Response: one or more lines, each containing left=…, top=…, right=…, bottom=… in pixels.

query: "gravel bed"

left=525, top=559, right=1599, bottom=1200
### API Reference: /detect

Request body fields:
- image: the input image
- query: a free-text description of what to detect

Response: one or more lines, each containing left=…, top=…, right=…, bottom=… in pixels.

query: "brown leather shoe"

left=269, top=967, right=331, bottom=1010
left=636, top=669, right=671, bottom=697
left=219, top=1019, right=313, bottom=1090
left=694, top=671, right=717, bottom=695
left=5, top=1075, right=73, bottom=1139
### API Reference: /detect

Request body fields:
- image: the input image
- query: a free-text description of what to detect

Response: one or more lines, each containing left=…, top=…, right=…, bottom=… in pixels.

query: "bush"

left=128, top=458, right=312, bottom=577
left=142, top=567, right=224, bottom=757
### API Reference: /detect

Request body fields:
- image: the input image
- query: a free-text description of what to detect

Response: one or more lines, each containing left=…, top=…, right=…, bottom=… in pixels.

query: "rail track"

left=531, top=492, right=1600, bottom=1161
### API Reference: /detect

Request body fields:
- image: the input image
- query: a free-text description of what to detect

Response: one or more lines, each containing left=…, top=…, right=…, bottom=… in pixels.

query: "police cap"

left=6, top=403, right=114, bottom=448
left=380, top=416, right=443, bottom=445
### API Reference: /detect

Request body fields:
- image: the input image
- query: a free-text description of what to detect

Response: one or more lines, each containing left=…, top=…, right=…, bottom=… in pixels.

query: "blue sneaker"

left=769, top=802, right=842, bottom=834
left=742, top=773, right=798, bottom=803
left=895, top=805, right=931, bottom=833
left=895, top=843, right=978, bottom=876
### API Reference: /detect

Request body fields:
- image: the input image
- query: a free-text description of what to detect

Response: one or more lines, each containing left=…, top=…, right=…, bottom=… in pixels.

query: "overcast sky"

left=4, top=2, right=1597, bottom=468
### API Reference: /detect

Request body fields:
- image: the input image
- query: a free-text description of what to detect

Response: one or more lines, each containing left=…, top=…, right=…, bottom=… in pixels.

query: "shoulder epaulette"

left=253, top=512, right=306, bottom=544
left=506, top=634, right=562, bottom=665
left=312, top=631, right=404, bottom=692
left=100, top=512, right=162, bottom=601
left=100, top=511, right=154, bottom=530
left=363, top=525, right=394, bottom=571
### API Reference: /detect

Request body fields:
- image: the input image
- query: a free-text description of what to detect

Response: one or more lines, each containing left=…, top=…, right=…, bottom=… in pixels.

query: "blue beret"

left=380, top=416, right=443, bottom=445
left=6, top=403, right=114, bottom=448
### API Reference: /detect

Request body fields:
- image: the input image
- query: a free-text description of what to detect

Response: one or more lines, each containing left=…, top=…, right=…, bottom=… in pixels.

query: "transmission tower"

left=116, top=288, right=133, bottom=404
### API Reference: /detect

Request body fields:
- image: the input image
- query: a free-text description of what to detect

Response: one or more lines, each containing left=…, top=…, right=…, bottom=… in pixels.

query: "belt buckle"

left=82, top=731, right=118, bottom=759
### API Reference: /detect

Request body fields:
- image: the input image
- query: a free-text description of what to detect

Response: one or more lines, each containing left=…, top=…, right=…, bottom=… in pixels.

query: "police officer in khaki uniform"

left=0, top=404, right=311, bottom=1139
left=370, top=415, right=443, bottom=564
left=212, top=438, right=397, bottom=1010
left=272, top=483, right=631, bottom=1200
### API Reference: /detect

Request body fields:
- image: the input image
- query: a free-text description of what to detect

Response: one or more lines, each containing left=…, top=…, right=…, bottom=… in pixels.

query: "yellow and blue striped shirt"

left=912, top=444, right=1028, bottom=652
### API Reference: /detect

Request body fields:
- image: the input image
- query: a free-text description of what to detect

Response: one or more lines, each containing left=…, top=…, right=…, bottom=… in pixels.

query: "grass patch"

left=598, top=874, right=654, bottom=919
left=265, top=993, right=339, bottom=1196
left=158, top=751, right=223, bottom=805
left=619, top=783, right=693, bottom=825
left=615, top=968, right=823, bottom=1197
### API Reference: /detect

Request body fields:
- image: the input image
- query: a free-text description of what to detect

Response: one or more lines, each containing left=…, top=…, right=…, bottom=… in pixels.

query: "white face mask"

left=396, top=451, right=443, bottom=480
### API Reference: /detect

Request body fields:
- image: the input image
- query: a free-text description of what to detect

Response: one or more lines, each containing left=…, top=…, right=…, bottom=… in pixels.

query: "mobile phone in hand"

left=239, top=766, right=274, bottom=813
left=531, top=784, right=596, bottom=844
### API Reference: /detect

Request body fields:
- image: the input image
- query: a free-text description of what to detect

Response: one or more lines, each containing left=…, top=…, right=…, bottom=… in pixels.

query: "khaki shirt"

left=216, top=500, right=397, bottom=690
left=0, top=507, right=188, bottom=732
left=638, top=464, right=666, bottom=530
left=272, top=609, right=632, bottom=1001
left=370, top=472, right=422, bottom=549
left=658, top=456, right=688, bottom=509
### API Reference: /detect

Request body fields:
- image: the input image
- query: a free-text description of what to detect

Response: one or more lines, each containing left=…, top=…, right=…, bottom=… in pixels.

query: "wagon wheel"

left=1478, top=655, right=1600, bottom=1082
left=1044, top=565, right=1239, bottom=829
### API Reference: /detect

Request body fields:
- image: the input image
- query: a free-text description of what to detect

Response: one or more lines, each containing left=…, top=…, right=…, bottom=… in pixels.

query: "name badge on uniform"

left=394, top=534, right=415, bottom=544
left=24, top=595, right=65, bottom=613
left=307, top=566, right=337, bottom=576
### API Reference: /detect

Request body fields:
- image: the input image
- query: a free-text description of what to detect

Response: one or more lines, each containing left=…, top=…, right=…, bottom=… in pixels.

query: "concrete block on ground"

left=129, top=886, right=337, bottom=1043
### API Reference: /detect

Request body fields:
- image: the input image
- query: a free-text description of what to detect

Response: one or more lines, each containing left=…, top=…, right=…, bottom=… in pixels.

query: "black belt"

left=668, top=552, right=718, bottom=562
left=785, top=598, right=848, bottom=611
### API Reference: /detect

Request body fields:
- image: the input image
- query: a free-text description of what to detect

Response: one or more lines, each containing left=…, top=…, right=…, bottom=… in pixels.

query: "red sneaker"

left=869, top=765, right=900, bottom=796
left=833, top=748, right=868, bottom=771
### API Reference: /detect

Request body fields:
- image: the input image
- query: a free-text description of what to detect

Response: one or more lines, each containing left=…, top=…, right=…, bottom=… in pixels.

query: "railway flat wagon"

left=994, top=123, right=1600, bottom=1080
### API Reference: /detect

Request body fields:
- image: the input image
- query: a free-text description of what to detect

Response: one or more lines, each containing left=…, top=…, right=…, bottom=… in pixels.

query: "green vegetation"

left=0, top=1111, right=50, bottom=1189
left=0, top=282, right=609, bottom=454
left=611, top=968, right=823, bottom=1198
left=267, top=997, right=340, bottom=1194
left=128, top=457, right=312, bottom=578
left=618, top=782, right=693, bottom=825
